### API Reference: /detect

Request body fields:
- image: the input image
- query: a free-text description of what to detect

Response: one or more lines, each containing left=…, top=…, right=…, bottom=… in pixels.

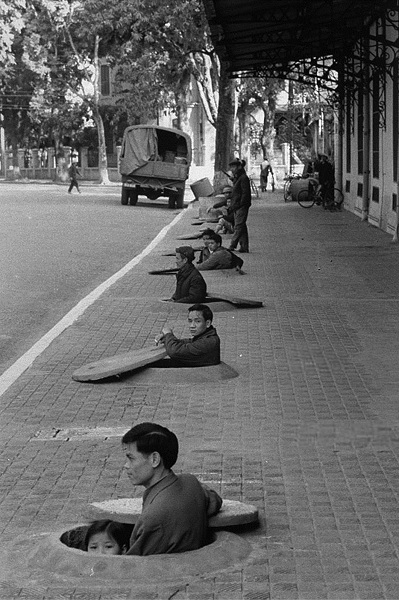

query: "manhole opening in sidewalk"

left=59, top=523, right=214, bottom=552
left=3, top=529, right=253, bottom=586
left=112, top=361, right=239, bottom=385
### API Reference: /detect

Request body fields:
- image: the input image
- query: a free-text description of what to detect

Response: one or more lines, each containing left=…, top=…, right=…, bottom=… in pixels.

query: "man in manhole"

left=165, top=246, right=207, bottom=303
left=196, top=232, right=244, bottom=273
left=123, top=422, right=222, bottom=555
left=154, top=303, right=220, bottom=367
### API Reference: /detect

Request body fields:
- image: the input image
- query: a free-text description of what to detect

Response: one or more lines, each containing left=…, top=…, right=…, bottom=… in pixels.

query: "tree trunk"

left=261, top=94, right=277, bottom=160
left=175, top=73, right=190, bottom=130
left=93, top=35, right=110, bottom=185
left=237, top=108, right=251, bottom=165
left=53, top=132, right=66, bottom=182
left=213, top=62, right=235, bottom=192
left=188, top=52, right=218, bottom=127
left=93, top=107, right=110, bottom=185
left=10, top=136, right=21, bottom=179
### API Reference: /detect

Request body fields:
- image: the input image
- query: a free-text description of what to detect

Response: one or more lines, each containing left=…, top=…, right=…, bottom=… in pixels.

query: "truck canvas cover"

left=119, top=127, right=158, bottom=176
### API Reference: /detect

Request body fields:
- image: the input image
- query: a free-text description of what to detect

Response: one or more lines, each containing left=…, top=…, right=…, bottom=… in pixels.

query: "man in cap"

left=164, top=246, right=207, bottom=303
left=207, top=185, right=235, bottom=234
left=228, top=158, right=251, bottom=253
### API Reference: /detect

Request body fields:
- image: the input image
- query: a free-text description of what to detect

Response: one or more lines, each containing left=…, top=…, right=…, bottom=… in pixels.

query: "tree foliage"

left=112, top=0, right=219, bottom=128
left=1, top=0, right=326, bottom=183
left=237, top=78, right=286, bottom=161
left=0, top=0, right=26, bottom=75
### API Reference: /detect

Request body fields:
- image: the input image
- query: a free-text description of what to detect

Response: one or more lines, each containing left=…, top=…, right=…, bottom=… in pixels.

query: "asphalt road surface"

left=0, top=182, right=179, bottom=376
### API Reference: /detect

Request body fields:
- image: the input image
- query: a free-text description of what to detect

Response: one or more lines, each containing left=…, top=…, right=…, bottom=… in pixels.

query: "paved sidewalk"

left=1, top=190, right=399, bottom=599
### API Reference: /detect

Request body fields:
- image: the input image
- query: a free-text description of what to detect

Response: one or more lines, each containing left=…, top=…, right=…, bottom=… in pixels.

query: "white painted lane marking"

left=0, top=210, right=186, bottom=398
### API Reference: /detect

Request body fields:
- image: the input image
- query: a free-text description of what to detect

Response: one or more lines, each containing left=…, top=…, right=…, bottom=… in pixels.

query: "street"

left=0, top=182, right=178, bottom=376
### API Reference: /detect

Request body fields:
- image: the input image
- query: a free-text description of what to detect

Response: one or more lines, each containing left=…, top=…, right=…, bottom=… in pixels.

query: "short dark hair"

left=122, top=422, right=178, bottom=469
left=201, top=228, right=214, bottom=238
left=188, top=303, right=213, bottom=323
left=84, top=520, right=133, bottom=553
left=209, top=232, right=222, bottom=246
left=175, top=246, right=195, bottom=263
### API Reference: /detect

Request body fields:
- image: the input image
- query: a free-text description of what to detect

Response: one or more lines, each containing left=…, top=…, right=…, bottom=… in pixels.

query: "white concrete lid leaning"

left=84, top=498, right=258, bottom=527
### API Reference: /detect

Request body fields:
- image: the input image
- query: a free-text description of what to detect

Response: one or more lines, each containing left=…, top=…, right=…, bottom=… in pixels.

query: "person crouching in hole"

left=155, top=304, right=220, bottom=367
left=85, top=520, right=133, bottom=555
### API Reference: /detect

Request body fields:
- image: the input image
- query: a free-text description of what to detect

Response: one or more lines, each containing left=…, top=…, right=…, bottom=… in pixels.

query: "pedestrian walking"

left=228, top=158, right=251, bottom=253
left=68, top=162, right=81, bottom=194
left=260, top=157, right=274, bottom=192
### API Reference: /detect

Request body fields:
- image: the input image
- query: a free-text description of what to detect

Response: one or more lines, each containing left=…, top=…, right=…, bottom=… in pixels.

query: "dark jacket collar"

left=193, top=325, right=217, bottom=341
left=178, top=262, right=195, bottom=276
left=143, top=471, right=177, bottom=504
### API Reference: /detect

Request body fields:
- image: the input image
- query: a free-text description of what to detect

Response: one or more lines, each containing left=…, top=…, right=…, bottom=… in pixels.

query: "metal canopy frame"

left=202, top=0, right=399, bottom=93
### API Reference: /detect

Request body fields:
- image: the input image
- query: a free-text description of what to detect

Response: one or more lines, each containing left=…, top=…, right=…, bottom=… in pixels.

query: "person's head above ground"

left=85, top=520, right=132, bottom=555
left=207, top=232, right=222, bottom=252
left=188, top=303, right=213, bottom=337
left=228, top=157, right=246, bottom=175
left=221, top=185, right=233, bottom=198
left=122, top=422, right=179, bottom=489
left=201, top=228, right=215, bottom=245
left=175, top=246, right=195, bottom=268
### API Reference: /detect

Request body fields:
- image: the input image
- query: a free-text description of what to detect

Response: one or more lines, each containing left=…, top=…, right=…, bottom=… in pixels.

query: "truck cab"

left=119, top=125, right=192, bottom=208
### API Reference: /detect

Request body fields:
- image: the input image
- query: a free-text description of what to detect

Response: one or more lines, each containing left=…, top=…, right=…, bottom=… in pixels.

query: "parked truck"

left=119, top=125, right=192, bottom=208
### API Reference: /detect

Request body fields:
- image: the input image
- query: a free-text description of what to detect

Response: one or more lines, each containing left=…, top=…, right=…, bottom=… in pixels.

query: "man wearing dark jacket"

left=228, top=158, right=252, bottom=253
left=123, top=422, right=222, bottom=555
left=166, top=246, right=207, bottom=303
left=197, top=232, right=244, bottom=272
left=155, top=304, right=220, bottom=367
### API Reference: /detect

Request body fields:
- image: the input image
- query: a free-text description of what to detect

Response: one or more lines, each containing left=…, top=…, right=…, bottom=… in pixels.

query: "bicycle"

left=222, top=169, right=259, bottom=198
left=283, top=173, right=302, bottom=202
left=297, top=183, right=344, bottom=210
left=249, top=176, right=259, bottom=198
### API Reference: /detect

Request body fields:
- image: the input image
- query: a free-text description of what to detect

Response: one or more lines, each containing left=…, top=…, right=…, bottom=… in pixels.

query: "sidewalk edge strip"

left=0, top=210, right=186, bottom=398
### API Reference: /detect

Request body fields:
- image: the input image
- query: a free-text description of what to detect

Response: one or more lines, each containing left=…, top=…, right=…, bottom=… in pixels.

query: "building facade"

left=340, top=12, right=398, bottom=236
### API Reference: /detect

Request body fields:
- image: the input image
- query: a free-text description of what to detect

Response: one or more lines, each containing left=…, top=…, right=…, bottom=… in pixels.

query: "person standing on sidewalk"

left=68, top=161, right=81, bottom=194
left=228, top=158, right=251, bottom=253
left=317, top=154, right=335, bottom=208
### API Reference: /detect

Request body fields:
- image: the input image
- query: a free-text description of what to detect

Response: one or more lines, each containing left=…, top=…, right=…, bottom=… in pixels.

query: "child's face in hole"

left=87, top=531, right=122, bottom=555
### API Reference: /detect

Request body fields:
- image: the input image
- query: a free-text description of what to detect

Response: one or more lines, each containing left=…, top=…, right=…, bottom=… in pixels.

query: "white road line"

left=0, top=210, right=186, bottom=398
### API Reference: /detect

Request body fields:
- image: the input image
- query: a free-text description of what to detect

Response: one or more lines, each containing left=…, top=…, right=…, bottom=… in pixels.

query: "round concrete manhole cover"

left=0, top=529, right=253, bottom=588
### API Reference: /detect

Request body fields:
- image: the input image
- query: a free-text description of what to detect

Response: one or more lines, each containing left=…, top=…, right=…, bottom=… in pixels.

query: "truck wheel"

left=129, top=187, right=138, bottom=206
left=121, top=187, right=129, bottom=205
left=168, top=194, right=177, bottom=209
left=175, top=189, right=185, bottom=209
